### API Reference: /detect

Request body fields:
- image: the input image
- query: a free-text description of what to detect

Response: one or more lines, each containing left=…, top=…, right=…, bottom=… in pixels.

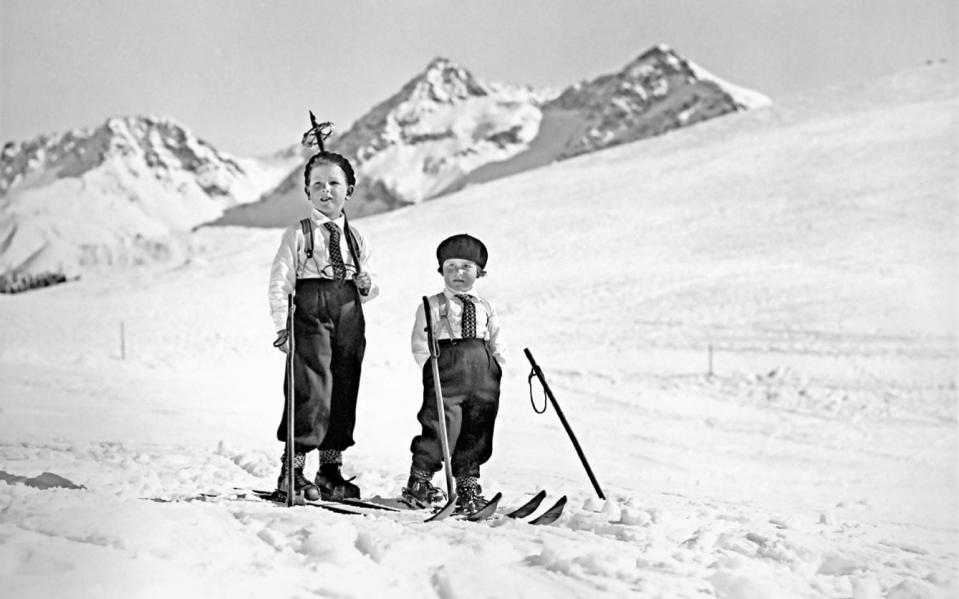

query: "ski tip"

left=529, top=495, right=567, bottom=526
left=505, top=489, right=548, bottom=519
left=426, top=493, right=459, bottom=522
left=464, top=491, right=503, bottom=522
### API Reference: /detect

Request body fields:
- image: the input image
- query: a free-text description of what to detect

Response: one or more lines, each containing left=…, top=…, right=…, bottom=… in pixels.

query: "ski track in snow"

left=0, top=65, right=956, bottom=598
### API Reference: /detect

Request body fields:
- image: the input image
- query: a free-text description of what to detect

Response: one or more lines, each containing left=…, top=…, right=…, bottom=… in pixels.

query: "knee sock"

left=319, top=449, right=342, bottom=466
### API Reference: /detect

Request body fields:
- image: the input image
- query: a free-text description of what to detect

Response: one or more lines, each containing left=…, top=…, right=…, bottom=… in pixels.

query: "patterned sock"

left=319, top=449, right=342, bottom=465
left=280, top=451, right=307, bottom=470
left=456, top=475, right=480, bottom=494
left=409, top=467, right=434, bottom=483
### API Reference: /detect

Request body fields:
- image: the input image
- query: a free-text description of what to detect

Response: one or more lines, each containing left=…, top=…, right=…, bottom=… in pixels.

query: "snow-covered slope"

left=0, top=64, right=955, bottom=598
left=215, top=45, right=768, bottom=226
left=0, top=116, right=297, bottom=277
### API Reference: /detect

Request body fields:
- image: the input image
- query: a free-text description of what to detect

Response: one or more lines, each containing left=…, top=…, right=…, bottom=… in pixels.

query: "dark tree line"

left=0, top=271, right=73, bottom=294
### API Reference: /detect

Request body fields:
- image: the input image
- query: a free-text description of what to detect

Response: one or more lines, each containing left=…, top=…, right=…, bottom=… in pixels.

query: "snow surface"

left=0, top=64, right=956, bottom=598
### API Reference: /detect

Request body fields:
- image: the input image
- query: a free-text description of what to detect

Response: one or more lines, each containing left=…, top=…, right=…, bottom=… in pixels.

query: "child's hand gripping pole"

left=525, top=348, right=606, bottom=500
left=422, top=296, right=459, bottom=521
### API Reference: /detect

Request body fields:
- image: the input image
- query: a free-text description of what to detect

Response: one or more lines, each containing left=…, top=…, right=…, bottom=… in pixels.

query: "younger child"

left=268, top=151, right=378, bottom=500
left=403, top=234, right=507, bottom=513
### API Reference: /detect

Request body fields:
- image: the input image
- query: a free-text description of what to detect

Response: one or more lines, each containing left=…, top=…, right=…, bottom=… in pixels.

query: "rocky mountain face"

left=214, top=57, right=556, bottom=227
left=0, top=116, right=295, bottom=278
left=556, top=44, right=769, bottom=157
left=457, top=44, right=771, bottom=189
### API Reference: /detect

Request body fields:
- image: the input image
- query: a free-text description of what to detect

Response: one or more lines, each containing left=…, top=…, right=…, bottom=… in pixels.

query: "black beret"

left=436, top=234, right=488, bottom=269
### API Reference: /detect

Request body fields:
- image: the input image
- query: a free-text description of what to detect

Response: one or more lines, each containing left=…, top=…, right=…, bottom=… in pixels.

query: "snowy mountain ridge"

left=345, top=55, right=558, bottom=203
left=216, top=56, right=558, bottom=226
left=548, top=43, right=770, bottom=158
left=1, top=45, right=769, bottom=279
left=1, top=115, right=286, bottom=201
left=0, top=116, right=299, bottom=278
left=346, top=56, right=556, bottom=167
left=215, top=44, right=769, bottom=226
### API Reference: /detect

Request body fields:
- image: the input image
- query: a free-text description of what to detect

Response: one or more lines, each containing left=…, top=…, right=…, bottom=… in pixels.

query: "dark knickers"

left=277, top=278, right=366, bottom=452
left=411, top=339, right=502, bottom=478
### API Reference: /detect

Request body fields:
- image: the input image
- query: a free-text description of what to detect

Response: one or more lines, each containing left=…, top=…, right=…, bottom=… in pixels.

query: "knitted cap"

left=436, top=234, right=488, bottom=269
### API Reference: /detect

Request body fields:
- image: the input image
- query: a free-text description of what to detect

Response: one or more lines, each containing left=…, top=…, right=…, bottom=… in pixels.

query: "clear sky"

left=1, top=0, right=955, bottom=156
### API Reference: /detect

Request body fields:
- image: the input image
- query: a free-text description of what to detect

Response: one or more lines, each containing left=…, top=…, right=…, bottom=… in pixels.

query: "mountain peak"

left=638, top=43, right=679, bottom=60
left=99, top=114, right=201, bottom=146
left=0, top=113, right=246, bottom=199
left=404, top=56, right=489, bottom=104
left=543, top=43, right=770, bottom=160
left=621, top=43, right=695, bottom=80
left=623, top=44, right=771, bottom=110
left=424, top=56, right=455, bottom=71
left=0, top=113, right=295, bottom=278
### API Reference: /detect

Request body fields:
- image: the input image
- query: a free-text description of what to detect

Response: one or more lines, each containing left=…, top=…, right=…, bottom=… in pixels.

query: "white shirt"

left=268, top=210, right=379, bottom=331
left=411, top=287, right=507, bottom=369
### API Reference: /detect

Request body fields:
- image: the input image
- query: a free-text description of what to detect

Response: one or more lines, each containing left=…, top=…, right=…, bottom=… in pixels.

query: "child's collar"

left=311, top=209, right=345, bottom=226
left=444, top=285, right=474, bottom=297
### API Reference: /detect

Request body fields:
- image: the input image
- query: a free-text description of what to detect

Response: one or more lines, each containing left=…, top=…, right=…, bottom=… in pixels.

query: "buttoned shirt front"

left=411, top=287, right=507, bottom=369
left=268, top=209, right=379, bottom=331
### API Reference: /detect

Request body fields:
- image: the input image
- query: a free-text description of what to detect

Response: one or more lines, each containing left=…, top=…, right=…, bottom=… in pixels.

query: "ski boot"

left=454, top=476, right=487, bottom=516
left=402, top=468, right=447, bottom=508
left=276, top=454, right=320, bottom=501
left=314, top=462, right=361, bottom=500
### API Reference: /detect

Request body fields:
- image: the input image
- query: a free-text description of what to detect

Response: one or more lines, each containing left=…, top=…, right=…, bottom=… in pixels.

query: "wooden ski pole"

left=524, top=348, right=606, bottom=500
left=285, top=294, right=298, bottom=506
left=422, top=296, right=458, bottom=521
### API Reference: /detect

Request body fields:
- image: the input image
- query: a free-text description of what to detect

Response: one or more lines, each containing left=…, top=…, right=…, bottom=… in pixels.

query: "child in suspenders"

left=403, top=234, right=507, bottom=514
left=268, top=151, right=379, bottom=501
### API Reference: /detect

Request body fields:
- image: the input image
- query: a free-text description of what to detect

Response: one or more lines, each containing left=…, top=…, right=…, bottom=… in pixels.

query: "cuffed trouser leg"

left=410, top=339, right=501, bottom=477
left=277, top=279, right=366, bottom=450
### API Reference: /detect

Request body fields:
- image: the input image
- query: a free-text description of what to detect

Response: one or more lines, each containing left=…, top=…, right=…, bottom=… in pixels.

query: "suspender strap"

left=434, top=293, right=491, bottom=339
left=432, top=293, right=454, bottom=340
left=342, top=214, right=363, bottom=275
left=299, top=216, right=363, bottom=274
left=299, top=218, right=314, bottom=259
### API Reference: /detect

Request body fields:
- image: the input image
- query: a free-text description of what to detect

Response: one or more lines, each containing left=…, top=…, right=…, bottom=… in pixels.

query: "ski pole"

left=524, top=348, right=606, bottom=500
left=422, top=296, right=458, bottom=520
left=304, top=110, right=368, bottom=299
left=285, top=293, right=297, bottom=506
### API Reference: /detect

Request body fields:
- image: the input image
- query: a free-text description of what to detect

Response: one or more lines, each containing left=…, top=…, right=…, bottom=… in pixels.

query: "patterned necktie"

left=457, top=294, right=476, bottom=338
left=323, top=222, right=347, bottom=280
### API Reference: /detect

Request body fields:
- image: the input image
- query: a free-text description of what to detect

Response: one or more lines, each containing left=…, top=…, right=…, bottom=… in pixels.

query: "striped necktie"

left=323, top=222, right=347, bottom=280
left=456, top=294, right=476, bottom=338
